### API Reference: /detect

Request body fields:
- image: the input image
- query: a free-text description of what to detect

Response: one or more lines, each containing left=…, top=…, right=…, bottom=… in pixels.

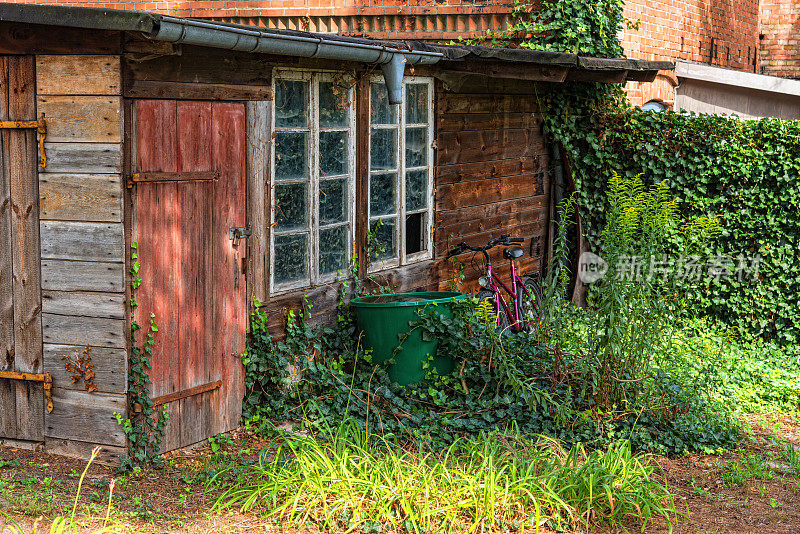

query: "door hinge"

left=0, top=114, right=48, bottom=168
left=0, top=371, right=53, bottom=413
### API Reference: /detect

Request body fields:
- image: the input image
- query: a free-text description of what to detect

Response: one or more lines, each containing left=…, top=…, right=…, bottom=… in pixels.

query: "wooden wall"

left=37, top=55, right=127, bottom=464
left=433, top=79, right=550, bottom=290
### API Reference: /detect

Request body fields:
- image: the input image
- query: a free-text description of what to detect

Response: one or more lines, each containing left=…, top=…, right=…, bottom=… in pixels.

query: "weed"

left=213, top=419, right=674, bottom=532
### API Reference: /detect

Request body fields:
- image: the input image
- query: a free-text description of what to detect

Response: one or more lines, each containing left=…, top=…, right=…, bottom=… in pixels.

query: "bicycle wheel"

left=517, top=276, right=544, bottom=332
left=477, top=290, right=510, bottom=331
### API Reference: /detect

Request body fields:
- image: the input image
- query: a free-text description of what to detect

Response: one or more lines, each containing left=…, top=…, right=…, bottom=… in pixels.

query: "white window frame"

left=270, top=70, right=357, bottom=294
left=367, top=75, right=435, bottom=272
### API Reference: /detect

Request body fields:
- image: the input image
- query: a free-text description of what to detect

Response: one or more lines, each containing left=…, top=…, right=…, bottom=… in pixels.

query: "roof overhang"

left=676, top=60, right=800, bottom=97
left=0, top=2, right=673, bottom=86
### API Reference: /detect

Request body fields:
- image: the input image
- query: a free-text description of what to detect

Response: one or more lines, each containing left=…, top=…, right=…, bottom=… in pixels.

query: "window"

left=271, top=72, right=355, bottom=292
left=642, top=100, right=667, bottom=112
left=368, top=77, right=434, bottom=269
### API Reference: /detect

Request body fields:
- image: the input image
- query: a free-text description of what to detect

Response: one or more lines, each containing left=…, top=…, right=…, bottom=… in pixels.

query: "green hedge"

left=550, top=104, right=800, bottom=344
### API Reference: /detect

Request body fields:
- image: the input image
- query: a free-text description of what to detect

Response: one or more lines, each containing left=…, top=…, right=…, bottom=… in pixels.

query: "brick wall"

left=621, top=0, right=761, bottom=106
left=759, top=0, right=800, bottom=78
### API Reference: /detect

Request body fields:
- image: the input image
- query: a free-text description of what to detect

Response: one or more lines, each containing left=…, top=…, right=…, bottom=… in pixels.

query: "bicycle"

left=447, top=235, right=544, bottom=332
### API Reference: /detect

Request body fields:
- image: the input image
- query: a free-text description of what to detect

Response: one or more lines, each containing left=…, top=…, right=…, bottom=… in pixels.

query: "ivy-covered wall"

left=550, top=104, right=800, bottom=344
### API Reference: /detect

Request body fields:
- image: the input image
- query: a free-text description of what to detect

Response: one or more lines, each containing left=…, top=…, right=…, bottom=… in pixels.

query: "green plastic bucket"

left=350, top=291, right=467, bottom=385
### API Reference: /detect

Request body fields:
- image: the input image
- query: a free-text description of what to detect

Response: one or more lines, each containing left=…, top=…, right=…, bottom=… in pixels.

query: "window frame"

left=367, top=75, right=435, bottom=272
left=270, top=69, right=357, bottom=294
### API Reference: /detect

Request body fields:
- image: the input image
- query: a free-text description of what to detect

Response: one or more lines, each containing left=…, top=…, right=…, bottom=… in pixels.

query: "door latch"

left=228, top=227, right=251, bottom=247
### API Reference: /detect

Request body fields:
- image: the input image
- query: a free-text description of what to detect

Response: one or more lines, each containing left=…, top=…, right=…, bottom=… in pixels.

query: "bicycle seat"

left=503, top=246, right=524, bottom=259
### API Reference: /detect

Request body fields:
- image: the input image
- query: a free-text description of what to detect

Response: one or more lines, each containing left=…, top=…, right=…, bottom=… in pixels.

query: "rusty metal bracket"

left=0, top=114, right=47, bottom=168
left=126, top=170, right=220, bottom=189
left=0, top=370, right=54, bottom=413
left=133, top=380, right=223, bottom=413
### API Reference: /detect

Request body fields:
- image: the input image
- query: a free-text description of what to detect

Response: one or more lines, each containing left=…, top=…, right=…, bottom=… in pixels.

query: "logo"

left=578, top=251, right=608, bottom=284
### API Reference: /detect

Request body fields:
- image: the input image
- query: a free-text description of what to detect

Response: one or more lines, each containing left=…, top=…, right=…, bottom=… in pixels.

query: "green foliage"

left=722, top=450, right=775, bottom=486
left=549, top=106, right=800, bottom=345
left=242, top=285, right=738, bottom=455
left=666, top=319, right=800, bottom=416
left=213, top=420, right=674, bottom=532
left=117, top=242, right=168, bottom=472
left=456, top=0, right=630, bottom=58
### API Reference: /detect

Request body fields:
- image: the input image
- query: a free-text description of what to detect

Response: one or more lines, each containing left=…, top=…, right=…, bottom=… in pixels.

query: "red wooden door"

left=135, top=100, right=246, bottom=451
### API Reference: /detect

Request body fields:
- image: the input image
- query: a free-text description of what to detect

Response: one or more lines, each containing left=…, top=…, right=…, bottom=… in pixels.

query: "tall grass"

left=213, top=421, right=674, bottom=532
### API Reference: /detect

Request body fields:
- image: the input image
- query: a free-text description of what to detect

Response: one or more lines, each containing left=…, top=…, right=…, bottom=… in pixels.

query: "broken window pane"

left=320, top=178, right=347, bottom=225
left=275, top=132, right=308, bottom=181
left=406, top=212, right=426, bottom=254
left=319, top=225, right=348, bottom=276
left=319, top=81, right=349, bottom=128
left=319, top=130, right=348, bottom=177
left=406, top=83, right=428, bottom=124
left=370, top=173, right=396, bottom=217
left=274, top=182, right=308, bottom=232
left=274, top=233, right=308, bottom=284
left=370, top=128, right=397, bottom=171
left=405, top=169, right=428, bottom=212
left=370, top=83, right=397, bottom=125
left=405, top=127, right=427, bottom=168
left=275, top=79, right=308, bottom=128
left=370, top=217, right=396, bottom=261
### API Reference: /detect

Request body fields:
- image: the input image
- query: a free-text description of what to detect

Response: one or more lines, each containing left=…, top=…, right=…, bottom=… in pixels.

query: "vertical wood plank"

left=0, top=56, right=16, bottom=438
left=245, top=100, right=270, bottom=306
left=176, top=100, right=213, bottom=448
left=134, top=99, right=180, bottom=450
left=355, top=76, right=370, bottom=279
left=8, top=55, right=43, bottom=441
left=211, top=102, right=247, bottom=434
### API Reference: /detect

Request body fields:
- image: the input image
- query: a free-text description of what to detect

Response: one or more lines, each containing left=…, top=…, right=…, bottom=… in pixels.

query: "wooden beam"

left=36, top=55, right=121, bottom=96
left=355, top=75, right=369, bottom=279
left=6, top=55, right=44, bottom=441
left=124, top=79, right=272, bottom=101
left=565, top=69, right=628, bottom=83
left=150, top=380, right=223, bottom=407
left=245, top=100, right=271, bottom=305
left=439, top=61, right=569, bottom=83
left=0, top=22, right=121, bottom=55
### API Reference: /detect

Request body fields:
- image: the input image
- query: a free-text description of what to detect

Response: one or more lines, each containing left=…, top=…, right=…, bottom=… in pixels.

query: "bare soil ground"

left=0, top=414, right=798, bottom=534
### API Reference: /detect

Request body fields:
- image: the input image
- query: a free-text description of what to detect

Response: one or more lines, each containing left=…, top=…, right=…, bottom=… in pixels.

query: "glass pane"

left=370, top=173, right=396, bottom=217
left=274, top=233, right=308, bottom=285
left=275, top=132, right=308, bottom=181
left=319, top=131, right=348, bottom=177
left=406, top=83, right=428, bottom=124
left=319, top=81, right=349, bottom=128
left=275, top=79, right=308, bottom=128
left=405, top=169, right=428, bottom=212
left=319, top=225, right=349, bottom=276
left=405, top=127, right=428, bottom=168
left=370, top=218, right=396, bottom=262
left=406, top=212, right=426, bottom=255
left=370, top=128, right=397, bottom=171
left=320, top=178, right=348, bottom=225
left=274, top=182, right=308, bottom=232
left=370, top=83, right=397, bottom=125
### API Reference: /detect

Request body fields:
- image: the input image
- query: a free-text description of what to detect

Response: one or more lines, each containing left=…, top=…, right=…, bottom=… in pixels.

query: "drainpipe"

left=151, top=16, right=442, bottom=104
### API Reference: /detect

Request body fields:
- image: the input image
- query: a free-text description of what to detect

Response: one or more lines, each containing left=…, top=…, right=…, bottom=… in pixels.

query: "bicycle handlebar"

left=446, top=236, right=524, bottom=258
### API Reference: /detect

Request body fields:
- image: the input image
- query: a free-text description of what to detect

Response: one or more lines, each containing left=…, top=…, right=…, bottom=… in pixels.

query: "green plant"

left=722, top=450, right=775, bottom=486
left=213, top=419, right=673, bottom=532
left=207, top=433, right=233, bottom=454
left=116, top=242, right=169, bottom=472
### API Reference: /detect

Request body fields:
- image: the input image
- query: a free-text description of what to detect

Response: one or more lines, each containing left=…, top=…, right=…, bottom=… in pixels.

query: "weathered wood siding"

left=433, top=81, right=549, bottom=290
left=36, top=54, right=127, bottom=462
left=0, top=55, right=45, bottom=442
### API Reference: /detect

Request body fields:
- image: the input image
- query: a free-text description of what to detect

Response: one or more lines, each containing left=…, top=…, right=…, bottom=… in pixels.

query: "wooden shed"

left=0, top=3, right=670, bottom=463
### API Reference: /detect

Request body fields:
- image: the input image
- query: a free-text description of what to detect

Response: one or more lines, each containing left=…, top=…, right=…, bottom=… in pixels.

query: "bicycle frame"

left=483, top=253, right=537, bottom=332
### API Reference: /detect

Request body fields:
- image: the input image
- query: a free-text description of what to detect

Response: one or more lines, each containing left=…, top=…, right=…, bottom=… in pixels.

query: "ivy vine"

left=116, top=242, right=169, bottom=471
